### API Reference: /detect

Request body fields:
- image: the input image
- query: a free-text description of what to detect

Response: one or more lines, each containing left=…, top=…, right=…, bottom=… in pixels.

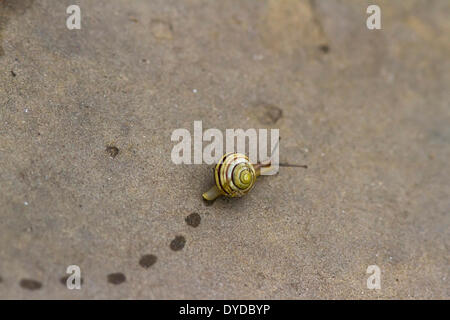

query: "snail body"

left=202, top=153, right=269, bottom=201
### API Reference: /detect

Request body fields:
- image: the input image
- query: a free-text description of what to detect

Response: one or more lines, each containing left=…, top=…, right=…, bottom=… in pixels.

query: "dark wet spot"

left=256, top=104, right=283, bottom=125
left=60, top=275, right=84, bottom=286
left=10, top=70, right=16, bottom=77
left=20, top=279, right=42, bottom=290
left=185, top=213, right=201, bottom=227
left=139, top=254, right=158, bottom=269
left=106, top=145, right=119, bottom=158
left=170, top=235, right=186, bottom=251
left=107, top=273, right=126, bottom=285
left=319, top=44, right=329, bottom=53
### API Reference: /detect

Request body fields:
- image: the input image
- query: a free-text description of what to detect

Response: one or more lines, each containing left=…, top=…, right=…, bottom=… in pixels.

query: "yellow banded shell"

left=214, top=153, right=257, bottom=198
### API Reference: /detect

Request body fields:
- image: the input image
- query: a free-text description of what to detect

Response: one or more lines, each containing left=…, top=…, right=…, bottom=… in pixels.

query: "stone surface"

left=0, top=0, right=449, bottom=299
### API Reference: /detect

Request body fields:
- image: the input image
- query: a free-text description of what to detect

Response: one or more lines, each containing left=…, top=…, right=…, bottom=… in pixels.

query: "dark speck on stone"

left=170, top=235, right=186, bottom=251
left=139, top=254, right=158, bottom=269
left=106, top=145, right=119, bottom=158
left=185, top=213, right=201, bottom=227
left=107, top=272, right=126, bottom=285
left=20, top=279, right=42, bottom=290
left=319, top=44, right=330, bottom=53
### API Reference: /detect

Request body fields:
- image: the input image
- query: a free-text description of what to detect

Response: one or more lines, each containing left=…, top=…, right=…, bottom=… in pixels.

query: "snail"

left=202, top=138, right=307, bottom=201
left=202, top=153, right=273, bottom=201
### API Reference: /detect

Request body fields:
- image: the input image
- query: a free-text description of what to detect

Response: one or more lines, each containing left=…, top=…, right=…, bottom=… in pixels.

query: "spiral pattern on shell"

left=214, top=153, right=257, bottom=198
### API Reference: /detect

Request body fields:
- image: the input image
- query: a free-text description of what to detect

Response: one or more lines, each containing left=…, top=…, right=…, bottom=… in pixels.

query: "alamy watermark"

left=366, top=5, right=381, bottom=30
left=171, top=121, right=279, bottom=175
left=66, top=5, right=81, bottom=30
left=366, top=265, right=381, bottom=290
left=66, top=265, right=82, bottom=290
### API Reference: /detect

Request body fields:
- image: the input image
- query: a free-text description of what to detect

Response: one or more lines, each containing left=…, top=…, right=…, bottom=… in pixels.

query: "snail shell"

left=214, top=153, right=257, bottom=198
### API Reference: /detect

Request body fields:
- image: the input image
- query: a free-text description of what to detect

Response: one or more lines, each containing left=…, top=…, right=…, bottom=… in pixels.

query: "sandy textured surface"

left=0, top=0, right=449, bottom=299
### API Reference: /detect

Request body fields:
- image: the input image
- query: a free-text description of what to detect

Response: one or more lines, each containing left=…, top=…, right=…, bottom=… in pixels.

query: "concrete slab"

left=0, top=0, right=448, bottom=299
